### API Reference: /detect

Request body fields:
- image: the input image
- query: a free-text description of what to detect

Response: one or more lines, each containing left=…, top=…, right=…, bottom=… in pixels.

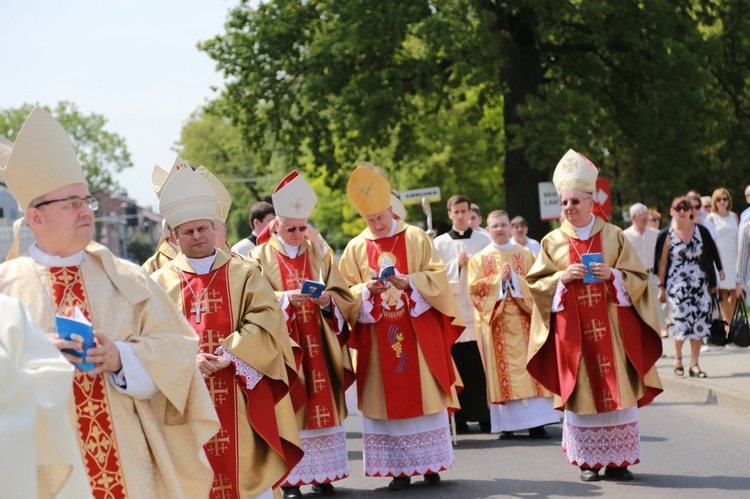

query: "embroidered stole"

left=273, top=249, right=338, bottom=430
left=180, top=266, right=240, bottom=499
left=364, top=235, right=424, bottom=418
left=49, top=266, right=127, bottom=498
left=564, top=234, right=621, bottom=412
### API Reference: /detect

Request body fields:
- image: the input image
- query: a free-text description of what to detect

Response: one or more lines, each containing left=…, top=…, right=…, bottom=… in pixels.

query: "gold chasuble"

left=252, top=235, right=356, bottom=430
left=152, top=249, right=303, bottom=498
left=526, top=218, right=663, bottom=415
left=0, top=242, right=220, bottom=499
left=468, top=244, right=552, bottom=404
left=338, top=221, right=464, bottom=420
left=141, top=238, right=178, bottom=275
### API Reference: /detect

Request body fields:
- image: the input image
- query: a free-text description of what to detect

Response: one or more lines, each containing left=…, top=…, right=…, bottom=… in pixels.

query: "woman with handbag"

left=654, top=197, right=724, bottom=378
left=706, top=187, right=739, bottom=327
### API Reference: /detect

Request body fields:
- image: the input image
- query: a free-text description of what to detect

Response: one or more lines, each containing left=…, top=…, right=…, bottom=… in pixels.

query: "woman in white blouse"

left=707, top=187, right=739, bottom=326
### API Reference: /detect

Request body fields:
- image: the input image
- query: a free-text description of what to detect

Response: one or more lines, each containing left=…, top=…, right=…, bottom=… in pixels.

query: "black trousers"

left=451, top=341, right=489, bottom=424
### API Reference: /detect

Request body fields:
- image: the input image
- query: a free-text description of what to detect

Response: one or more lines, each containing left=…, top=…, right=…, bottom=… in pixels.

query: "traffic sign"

left=400, top=187, right=441, bottom=206
left=538, top=182, right=561, bottom=221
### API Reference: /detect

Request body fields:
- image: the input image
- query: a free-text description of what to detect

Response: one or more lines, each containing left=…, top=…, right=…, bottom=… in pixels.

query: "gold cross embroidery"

left=577, top=286, right=602, bottom=308
left=583, top=319, right=607, bottom=342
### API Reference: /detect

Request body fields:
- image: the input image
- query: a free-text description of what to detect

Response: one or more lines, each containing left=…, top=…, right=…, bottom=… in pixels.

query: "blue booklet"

left=379, top=265, right=396, bottom=282
left=56, top=309, right=95, bottom=372
left=581, top=253, right=603, bottom=283
left=300, top=279, right=325, bottom=298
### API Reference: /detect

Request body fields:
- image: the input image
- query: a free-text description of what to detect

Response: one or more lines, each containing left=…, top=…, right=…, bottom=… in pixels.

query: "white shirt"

left=510, top=236, right=540, bottom=257
left=623, top=224, right=659, bottom=270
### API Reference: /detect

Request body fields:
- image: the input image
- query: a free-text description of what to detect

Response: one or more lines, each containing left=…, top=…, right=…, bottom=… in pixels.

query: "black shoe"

left=479, top=421, right=492, bottom=433
left=604, top=466, right=634, bottom=481
left=282, top=486, right=303, bottom=499
left=579, top=468, right=601, bottom=482
left=498, top=431, right=514, bottom=440
left=311, top=482, right=336, bottom=494
left=424, top=473, right=441, bottom=485
left=528, top=426, right=551, bottom=439
left=388, top=476, right=411, bottom=491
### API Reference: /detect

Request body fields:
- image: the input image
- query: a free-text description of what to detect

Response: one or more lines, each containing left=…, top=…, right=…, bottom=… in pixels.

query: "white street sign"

left=538, top=182, right=561, bottom=221
left=400, top=187, right=441, bottom=205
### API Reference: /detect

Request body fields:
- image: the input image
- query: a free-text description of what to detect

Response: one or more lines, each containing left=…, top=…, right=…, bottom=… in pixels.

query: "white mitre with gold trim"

left=0, top=107, right=86, bottom=211
left=0, top=135, right=12, bottom=169
left=347, top=162, right=392, bottom=217
left=152, top=155, right=192, bottom=199
left=159, top=168, right=218, bottom=228
left=391, top=190, right=406, bottom=221
left=272, top=170, right=317, bottom=219
left=552, top=149, right=599, bottom=195
left=195, top=165, right=232, bottom=224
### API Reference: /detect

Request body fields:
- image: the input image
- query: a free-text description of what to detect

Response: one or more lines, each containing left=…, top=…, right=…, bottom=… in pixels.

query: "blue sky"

left=1, top=0, right=247, bottom=209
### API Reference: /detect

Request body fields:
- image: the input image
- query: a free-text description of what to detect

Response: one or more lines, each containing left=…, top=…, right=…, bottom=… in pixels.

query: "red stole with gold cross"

left=352, top=234, right=457, bottom=419
left=273, top=249, right=338, bottom=430
left=49, top=266, right=127, bottom=498
left=180, top=265, right=241, bottom=499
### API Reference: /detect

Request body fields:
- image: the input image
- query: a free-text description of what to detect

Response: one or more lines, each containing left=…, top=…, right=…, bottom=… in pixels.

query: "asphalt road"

left=301, top=390, right=750, bottom=498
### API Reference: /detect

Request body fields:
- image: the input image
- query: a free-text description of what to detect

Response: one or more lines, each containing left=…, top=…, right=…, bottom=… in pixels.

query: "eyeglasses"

left=717, top=197, right=729, bottom=202
left=282, top=224, right=307, bottom=233
left=692, top=204, right=701, bottom=210
left=33, top=195, right=99, bottom=211
left=560, top=197, right=591, bottom=207
left=650, top=217, right=660, bottom=223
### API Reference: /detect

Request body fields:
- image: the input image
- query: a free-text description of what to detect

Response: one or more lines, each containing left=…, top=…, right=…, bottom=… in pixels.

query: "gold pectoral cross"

left=191, top=294, right=208, bottom=324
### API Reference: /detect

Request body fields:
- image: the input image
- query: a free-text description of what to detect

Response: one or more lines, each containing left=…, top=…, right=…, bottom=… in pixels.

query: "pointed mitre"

left=346, top=163, right=392, bottom=217
left=0, top=107, right=86, bottom=210
left=391, top=190, right=406, bottom=221
left=152, top=155, right=192, bottom=199
left=552, top=149, right=599, bottom=195
left=158, top=168, right=218, bottom=228
left=195, top=165, right=232, bottom=224
left=272, top=170, right=317, bottom=219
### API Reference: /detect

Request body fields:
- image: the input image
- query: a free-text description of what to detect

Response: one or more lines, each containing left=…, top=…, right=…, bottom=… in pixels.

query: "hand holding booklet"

left=56, top=306, right=96, bottom=372
left=300, top=279, right=325, bottom=298
left=581, top=253, right=603, bottom=283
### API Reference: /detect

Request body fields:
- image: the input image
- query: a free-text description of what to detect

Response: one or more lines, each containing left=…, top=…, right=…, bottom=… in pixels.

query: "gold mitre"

left=152, top=155, right=192, bottom=198
left=0, top=107, right=86, bottom=210
left=391, top=190, right=406, bottom=221
left=552, top=149, right=599, bottom=195
left=0, top=135, right=12, bottom=169
left=159, top=168, right=218, bottom=228
left=195, top=165, right=232, bottom=224
left=272, top=170, right=317, bottom=219
left=347, top=162, right=391, bottom=217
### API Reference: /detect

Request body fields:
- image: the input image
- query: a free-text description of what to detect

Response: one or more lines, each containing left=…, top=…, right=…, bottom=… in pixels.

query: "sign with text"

left=538, top=182, right=561, bottom=221
left=400, top=187, right=441, bottom=205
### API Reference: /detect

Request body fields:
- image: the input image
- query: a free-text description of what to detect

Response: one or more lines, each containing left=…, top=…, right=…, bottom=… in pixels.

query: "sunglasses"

left=560, top=197, right=592, bottom=207
left=672, top=205, right=691, bottom=212
left=650, top=217, right=660, bottom=223
left=282, top=224, right=308, bottom=233
left=717, top=197, right=729, bottom=202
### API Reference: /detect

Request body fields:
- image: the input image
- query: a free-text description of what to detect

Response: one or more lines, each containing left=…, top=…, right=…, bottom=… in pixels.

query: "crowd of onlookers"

left=624, top=187, right=750, bottom=379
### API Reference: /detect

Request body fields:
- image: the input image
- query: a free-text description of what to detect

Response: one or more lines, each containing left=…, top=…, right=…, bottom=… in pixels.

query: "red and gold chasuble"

left=273, top=249, right=338, bottom=430
left=179, top=266, right=241, bottom=499
left=49, top=266, right=127, bottom=498
left=557, top=235, right=621, bottom=412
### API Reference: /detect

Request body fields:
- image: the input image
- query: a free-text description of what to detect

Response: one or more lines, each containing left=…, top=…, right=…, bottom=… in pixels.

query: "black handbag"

left=709, top=294, right=729, bottom=346
left=730, top=300, right=750, bottom=348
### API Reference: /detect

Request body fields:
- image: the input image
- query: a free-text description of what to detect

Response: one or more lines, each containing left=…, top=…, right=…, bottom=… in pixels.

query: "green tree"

left=202, top=0, right=750, bottom=235
left=0, top=102, right=133, bottom=196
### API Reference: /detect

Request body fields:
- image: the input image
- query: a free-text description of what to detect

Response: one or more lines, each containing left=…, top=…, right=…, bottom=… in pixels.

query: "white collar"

left=491, top=241, right=515, bottom=250
left=571, top=216, right=596, bottom=240
left=29, top=243, right=86, bottom=268
left=185, top=249, right=218, bottom=275
left=278, top=237, right=300, bottom=258
left=375, top=219, right=398, bottom=239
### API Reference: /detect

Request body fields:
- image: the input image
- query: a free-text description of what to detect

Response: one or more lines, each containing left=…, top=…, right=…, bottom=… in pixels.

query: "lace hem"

left=215, top=347, right=263, bottom=390
left=329, top=299, right=345, bottom=334
left=358, top=286, right=377, bottom=324
left=280, top=291, right=292, bottom=323
left=610, top=269, right=632, bottom=307
left=282, top=428, right=349, bottom=486
left=562, top=420, right=641, bottom=468
left=409, top=280, right=431, bottom=318
left=363, top=424, right=454, bottom=477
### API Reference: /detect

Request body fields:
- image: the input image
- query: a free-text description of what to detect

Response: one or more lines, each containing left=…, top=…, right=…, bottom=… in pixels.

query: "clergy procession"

left=1, top=107, right=669, bottom=498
